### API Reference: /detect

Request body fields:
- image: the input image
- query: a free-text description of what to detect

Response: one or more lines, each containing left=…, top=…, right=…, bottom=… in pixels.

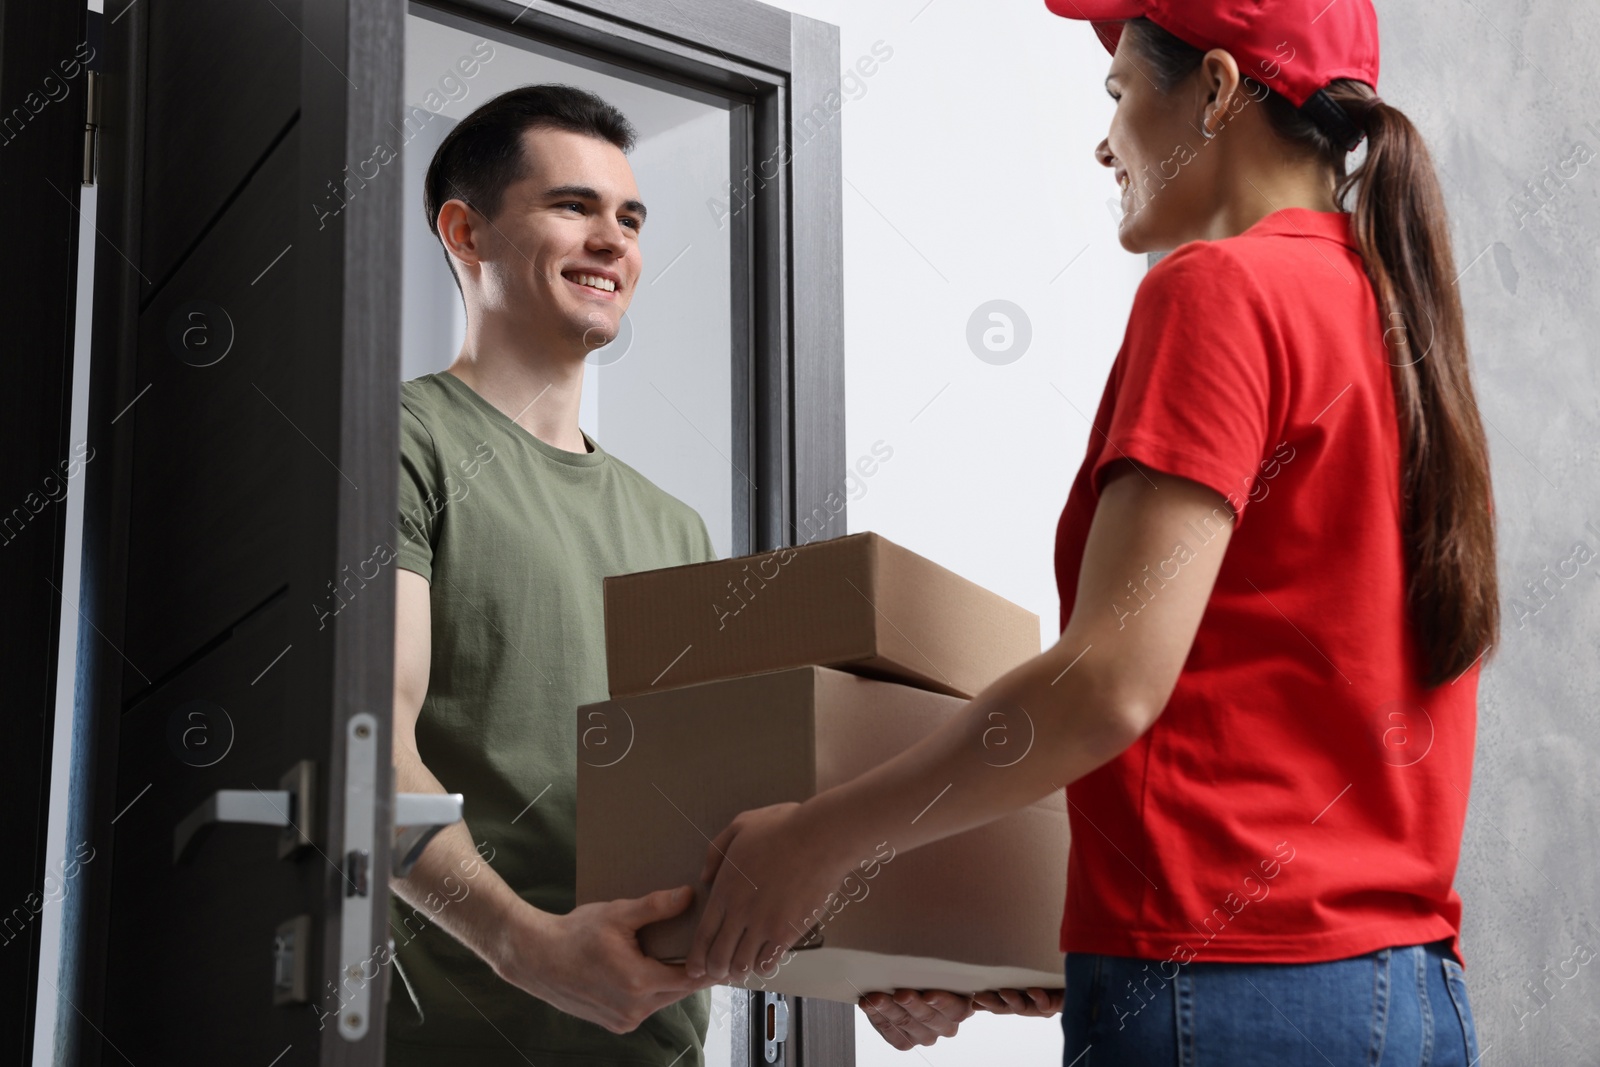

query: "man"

left=387, top=84, right=719, bottom=1066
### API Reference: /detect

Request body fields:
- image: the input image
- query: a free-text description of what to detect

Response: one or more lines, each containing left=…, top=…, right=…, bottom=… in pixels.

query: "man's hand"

left=493, top=884, right=718, bottom=1034
left=973, top=986, right=1064, bottom=1017
left=858, top=986, right=1065, bottom=1049
left=858, top=990, right=975, bottom=1049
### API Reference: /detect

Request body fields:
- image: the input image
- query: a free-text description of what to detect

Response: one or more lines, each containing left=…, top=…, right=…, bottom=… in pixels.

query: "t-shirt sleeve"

left=692, top=512, right=719, bottom=564
left=1092, top=241, right=1280, bottom=528
left=396, top=404, right=441, bottom=582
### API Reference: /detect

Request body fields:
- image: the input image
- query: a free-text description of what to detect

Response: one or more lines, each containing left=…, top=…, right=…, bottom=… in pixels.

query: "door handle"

left=166, top=719, right=466, bottom=1043
left=393, top=792, right=464, bottom=877
left=171, top=754, right=462, bottom=872
left=172, top=789, right=293, bottom=863
left=172, top=760, right=316, bottom=863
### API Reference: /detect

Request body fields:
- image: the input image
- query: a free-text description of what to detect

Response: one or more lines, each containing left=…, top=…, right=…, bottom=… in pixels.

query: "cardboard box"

left=576, top=666, right=1068, bottom=1002
left=603, top=532, right=1041, bottom=700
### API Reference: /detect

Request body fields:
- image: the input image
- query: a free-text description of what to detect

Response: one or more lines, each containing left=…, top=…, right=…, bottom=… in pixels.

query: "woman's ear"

left=1198, top=47, right=1245, bottom=132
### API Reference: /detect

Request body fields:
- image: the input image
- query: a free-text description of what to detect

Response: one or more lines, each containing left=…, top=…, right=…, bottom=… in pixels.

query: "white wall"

left=780, top=0, right=1144, bottom=649
left=759, top=2, right=1149, bottom=1061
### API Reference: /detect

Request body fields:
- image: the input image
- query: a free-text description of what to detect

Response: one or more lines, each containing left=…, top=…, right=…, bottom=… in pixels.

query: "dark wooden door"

left=60, top=0, right=404, bottom=1063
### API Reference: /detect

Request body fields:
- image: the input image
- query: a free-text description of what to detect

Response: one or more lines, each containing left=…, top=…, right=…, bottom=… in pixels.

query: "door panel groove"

left=120, top=582, right=290, bottom=711
left=137, top=108, right=301, bottom=314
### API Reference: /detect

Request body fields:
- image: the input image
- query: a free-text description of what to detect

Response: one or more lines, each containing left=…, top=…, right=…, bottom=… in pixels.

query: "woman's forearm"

left=799, top=637, right=1150, bottom=871
left=798, top=469, right=1235, bottom=871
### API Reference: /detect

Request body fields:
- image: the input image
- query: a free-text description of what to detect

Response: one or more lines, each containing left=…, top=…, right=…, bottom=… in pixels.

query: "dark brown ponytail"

left=1323, top=85, right=1499, bottom=687
left=1125, top=18, right=1500, bottom=687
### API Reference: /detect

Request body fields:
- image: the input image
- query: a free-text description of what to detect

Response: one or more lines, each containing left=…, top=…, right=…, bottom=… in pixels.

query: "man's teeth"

left=571, top=273, right=616, bottom=292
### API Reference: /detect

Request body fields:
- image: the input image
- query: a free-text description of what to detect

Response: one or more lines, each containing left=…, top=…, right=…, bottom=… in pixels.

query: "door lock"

left=168, top=724, right=465, bottom=1044
left=761, top=991, right=789, bottom=1063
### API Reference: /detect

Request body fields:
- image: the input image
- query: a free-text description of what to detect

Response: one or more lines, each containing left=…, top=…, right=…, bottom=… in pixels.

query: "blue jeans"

left=1062, top=939, right=1481, bottom=1066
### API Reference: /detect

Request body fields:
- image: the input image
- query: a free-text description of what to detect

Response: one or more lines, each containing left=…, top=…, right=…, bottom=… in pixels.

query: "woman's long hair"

left=1125, top=18, right=1499, bottom=688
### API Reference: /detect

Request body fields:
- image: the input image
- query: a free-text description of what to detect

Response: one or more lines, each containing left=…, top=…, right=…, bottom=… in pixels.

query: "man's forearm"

left=389, top=749, right=541, bottom=976
left=387, top=744, right=711, bottom=1034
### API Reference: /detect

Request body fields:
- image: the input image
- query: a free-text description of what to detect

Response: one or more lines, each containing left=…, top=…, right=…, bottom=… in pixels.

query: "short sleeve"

left=1093, top=241, right=1279, bottom=527
left=396, top=404, right=441, bottom=582
left=693, top=513, right=718, bottom=564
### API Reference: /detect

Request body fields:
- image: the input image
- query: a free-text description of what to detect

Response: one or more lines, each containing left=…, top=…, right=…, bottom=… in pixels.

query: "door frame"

left=0, top=0, right=92, bottom=1061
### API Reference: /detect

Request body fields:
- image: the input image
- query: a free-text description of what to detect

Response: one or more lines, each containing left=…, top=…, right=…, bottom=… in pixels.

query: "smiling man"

left=385, top=84, right=719, bottom=1067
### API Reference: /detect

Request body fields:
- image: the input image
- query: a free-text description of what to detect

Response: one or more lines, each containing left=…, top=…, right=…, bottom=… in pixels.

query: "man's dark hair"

left=423, top=83, right=636, bottom=288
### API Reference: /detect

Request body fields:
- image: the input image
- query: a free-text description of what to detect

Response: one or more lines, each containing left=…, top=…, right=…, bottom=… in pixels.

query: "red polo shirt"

left=1054, top=207, right=1479, bottom=968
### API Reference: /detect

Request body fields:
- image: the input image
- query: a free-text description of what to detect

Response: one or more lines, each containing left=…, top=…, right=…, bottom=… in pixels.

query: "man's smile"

left=562, top=269, right=620, bottom=296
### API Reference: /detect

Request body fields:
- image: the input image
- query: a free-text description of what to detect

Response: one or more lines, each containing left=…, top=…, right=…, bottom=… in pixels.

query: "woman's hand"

left=859, top=990, right=975, bottom=1049
left=683, top=800, right=856, bottom=981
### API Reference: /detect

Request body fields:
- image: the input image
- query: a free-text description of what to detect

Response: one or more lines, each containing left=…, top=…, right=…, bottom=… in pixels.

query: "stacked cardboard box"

left=576, top=532, right=1069, bottom=1002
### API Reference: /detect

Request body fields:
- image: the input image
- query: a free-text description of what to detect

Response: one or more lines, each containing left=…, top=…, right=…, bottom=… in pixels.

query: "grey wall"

left=1383, top=3, right=1600, bottom=1060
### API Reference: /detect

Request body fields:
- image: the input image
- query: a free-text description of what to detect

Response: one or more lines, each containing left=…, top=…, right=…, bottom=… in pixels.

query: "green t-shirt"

left=386, top=370, right=716, bottom=1067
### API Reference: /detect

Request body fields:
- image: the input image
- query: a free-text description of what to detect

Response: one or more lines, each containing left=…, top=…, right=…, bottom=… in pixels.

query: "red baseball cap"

left=1043, top=0, right=1380, bottom=111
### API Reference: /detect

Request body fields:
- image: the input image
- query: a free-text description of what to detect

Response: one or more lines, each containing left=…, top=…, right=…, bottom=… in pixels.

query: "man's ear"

left=436, top=198, right=485, bottom=273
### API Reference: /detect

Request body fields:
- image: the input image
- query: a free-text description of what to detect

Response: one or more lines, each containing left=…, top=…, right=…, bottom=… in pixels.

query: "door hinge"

left=81, top=71, right=100, bottom=187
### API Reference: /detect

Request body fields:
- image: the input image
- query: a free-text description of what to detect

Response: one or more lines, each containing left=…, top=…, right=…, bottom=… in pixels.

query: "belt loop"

left=1415, top=945, right=1435, bottom=1065
left=1367, top=947, right=1391, bottom=1067
left=1176, top=960, right=1197, bottom=1067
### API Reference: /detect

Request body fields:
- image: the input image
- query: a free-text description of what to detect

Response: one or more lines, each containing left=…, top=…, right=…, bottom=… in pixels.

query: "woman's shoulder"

left=1133, top=235, right=1269, bottom=316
